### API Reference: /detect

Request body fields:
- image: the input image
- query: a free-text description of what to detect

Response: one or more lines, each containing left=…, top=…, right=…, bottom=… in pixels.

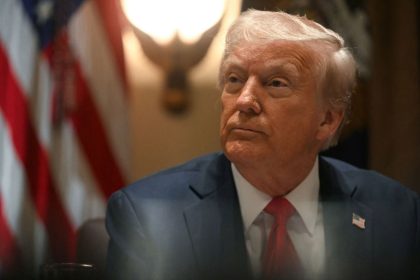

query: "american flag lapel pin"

left=352, top=213, right=366, bottom=229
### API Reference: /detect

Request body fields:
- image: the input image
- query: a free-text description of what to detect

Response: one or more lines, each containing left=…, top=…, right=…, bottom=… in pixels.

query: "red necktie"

left=262, top=197, right=302, bottom=280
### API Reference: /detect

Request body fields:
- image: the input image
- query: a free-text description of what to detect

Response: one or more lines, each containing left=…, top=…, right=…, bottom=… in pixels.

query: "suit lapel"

left=183, top=154, right=252, bottom=279
left=319, top=158, right=373, bottom=280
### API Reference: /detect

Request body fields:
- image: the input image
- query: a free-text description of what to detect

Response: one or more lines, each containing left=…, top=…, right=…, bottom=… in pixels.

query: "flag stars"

left=36, top=0, right=54, bottom=24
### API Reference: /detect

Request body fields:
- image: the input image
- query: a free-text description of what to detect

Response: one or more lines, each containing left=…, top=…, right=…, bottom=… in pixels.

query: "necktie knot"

left=264, top=197, right=295, bottom=224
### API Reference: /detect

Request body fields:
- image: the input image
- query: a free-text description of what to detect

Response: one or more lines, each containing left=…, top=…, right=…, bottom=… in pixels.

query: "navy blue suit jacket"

left=106, top=153, right=420, bottom=280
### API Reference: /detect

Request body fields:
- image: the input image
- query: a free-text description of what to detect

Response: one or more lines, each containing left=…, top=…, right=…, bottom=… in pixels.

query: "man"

left=106, top=10, right=420, bottom=280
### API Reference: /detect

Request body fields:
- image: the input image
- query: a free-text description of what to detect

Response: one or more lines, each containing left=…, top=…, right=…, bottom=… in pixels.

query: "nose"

left=235, top=78, right=262, bottom=114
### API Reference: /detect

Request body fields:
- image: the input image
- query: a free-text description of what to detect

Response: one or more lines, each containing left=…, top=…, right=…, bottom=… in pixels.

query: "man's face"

left=220, top=40, right=330, bottom=171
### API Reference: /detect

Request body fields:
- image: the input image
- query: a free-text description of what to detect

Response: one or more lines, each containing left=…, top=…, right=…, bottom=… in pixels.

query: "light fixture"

left=121, top=0, right=225, bottom=113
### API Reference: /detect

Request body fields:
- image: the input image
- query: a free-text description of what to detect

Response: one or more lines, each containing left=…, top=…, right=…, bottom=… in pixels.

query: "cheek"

left=219, top=95, right=235, bottom=128
left=269, top=99, right=321, bottom=140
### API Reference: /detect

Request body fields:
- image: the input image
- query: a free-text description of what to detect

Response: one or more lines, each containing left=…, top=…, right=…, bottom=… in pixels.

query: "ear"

left=316, top=108, right=345, bottom=144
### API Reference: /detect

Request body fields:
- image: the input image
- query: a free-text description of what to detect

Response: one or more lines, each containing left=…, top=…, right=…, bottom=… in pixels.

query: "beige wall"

left=123, top=1, right=242, bottom=182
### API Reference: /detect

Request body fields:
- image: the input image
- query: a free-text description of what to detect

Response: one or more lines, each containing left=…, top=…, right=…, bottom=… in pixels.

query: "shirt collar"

left=232, top=157, right=320, bottom=236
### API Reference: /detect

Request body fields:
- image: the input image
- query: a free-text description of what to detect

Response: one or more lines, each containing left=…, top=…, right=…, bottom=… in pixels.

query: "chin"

left=223, top=141, right=262, bottom=166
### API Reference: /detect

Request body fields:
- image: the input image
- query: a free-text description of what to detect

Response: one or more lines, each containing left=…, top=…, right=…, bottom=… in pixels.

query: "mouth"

left=228, top=124, right=265, bottom=136
left=231, top=127, right=260, bottom=133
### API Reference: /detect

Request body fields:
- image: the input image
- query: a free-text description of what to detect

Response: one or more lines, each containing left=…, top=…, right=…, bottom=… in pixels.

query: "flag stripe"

left=93, top=0, right=127, bottom=90
left=69, top=2, right=130, bottom=181
left=0, top=0, right=38, bottom=98
left=0, top=45, right=76, bottom=261
left=0, top=0, right=54, bottom=153
left=71, top=61, right=126, bottom=197
left=31, top=38, right=107, bottom=228
left=48, top=120, right=107, bottom=228
left=0, top=111, right=49, bottom=273
left=0, top=193, right=22, bottom=273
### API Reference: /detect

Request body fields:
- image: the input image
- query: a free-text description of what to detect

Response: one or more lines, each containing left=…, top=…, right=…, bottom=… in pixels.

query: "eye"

left=267, top=78, right=287, bottom=88
left=226, top=74, right=240, bottom=84
left=224, top=73, right=243, bottom=93
left=266, top=77, right=292, bottom=98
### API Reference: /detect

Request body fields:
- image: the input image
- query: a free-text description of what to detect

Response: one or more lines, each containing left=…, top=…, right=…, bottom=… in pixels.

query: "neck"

left=233, top=156, right=318, bottom=197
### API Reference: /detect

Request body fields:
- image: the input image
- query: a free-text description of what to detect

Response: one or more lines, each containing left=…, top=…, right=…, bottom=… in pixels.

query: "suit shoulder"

left=321, top=156, right=419, bottom=200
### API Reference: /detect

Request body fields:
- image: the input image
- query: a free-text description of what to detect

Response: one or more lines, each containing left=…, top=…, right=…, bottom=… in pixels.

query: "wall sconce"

left=121, top=0, right=225, bottom=114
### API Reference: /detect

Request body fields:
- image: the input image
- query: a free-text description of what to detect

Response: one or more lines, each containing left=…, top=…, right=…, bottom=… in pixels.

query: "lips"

left=227, top=122, right=265, bottom=135
left=232, top=127, right=260, bottom=133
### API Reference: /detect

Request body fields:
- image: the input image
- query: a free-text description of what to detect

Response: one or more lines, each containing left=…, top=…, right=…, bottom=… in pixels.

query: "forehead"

left=222, top=40, right=321, bottom=73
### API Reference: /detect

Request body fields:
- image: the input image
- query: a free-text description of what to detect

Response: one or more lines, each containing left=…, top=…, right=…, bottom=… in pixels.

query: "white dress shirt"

left=232, top=158, right=325, bottom=279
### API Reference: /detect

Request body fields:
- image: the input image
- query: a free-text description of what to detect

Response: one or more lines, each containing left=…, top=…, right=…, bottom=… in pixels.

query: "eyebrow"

left=222, top=57, right=301, bottom=81
left=263, top=60, right=301, bottom=80
left=263, top=57, right=302, bottom=73
left=221, top=56, right=244, bottom=72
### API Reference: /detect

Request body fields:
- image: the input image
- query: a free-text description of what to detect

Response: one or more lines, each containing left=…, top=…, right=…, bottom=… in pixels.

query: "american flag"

left=352, top=213, right=366, bottom=229
left=0, top=0, right=129, bottom=278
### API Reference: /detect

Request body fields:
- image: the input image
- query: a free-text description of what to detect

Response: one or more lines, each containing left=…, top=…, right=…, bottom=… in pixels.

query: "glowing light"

left=122, top=0, right=225, bottom=44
